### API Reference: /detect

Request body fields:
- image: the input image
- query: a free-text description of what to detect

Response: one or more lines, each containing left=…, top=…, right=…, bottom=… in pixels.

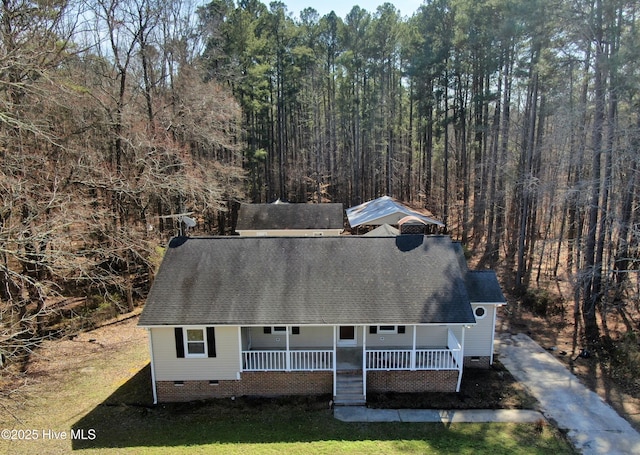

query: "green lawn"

left=69, top=394, right=573, bottom=454
left=0, top=320, right=575, bottom=455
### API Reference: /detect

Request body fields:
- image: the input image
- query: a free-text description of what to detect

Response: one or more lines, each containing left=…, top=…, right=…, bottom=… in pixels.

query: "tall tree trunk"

left=516, top=62, right=539, bottom=287
left=493, top=43, right=513, bottom=266
left=582, top=0, right=605, bottom=342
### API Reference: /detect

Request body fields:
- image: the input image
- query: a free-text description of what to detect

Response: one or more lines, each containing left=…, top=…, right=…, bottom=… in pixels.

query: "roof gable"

left=236, top=203, right=344, bottom=231
left=139, top=235, right=476, bottom=327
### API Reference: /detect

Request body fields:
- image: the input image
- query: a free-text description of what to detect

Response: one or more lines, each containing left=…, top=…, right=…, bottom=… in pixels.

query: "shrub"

left=521, top=288, right=564, bottom=317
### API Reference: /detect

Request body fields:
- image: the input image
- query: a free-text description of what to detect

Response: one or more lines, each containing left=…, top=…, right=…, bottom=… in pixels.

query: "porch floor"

left=336, top=348, right=362, bottom=370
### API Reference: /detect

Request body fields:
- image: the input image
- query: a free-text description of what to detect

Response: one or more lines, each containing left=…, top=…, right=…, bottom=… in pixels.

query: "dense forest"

left=1, top=0, right=639, bottom=367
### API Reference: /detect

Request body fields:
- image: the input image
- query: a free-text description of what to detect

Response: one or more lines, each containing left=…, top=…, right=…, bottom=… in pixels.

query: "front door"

left=338, top=326, right=357, bottom=346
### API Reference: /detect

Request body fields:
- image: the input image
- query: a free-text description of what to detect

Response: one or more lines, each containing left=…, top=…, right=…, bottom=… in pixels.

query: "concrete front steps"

left=334, top=371, right=365, bottom=406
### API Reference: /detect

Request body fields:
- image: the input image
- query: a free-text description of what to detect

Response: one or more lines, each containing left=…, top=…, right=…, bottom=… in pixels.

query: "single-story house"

left=235, top=201, right=345, bottom=236
left=347, top=196, right=444, bottom=233
left=139, top=235, right=505, bottom=404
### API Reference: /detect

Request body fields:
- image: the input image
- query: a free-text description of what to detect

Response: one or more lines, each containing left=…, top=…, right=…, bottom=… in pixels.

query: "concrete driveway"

left=497, top=332, right=640, bottom=455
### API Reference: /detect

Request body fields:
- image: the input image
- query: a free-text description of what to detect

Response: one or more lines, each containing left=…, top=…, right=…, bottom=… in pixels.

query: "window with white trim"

left=185, top=328, right=207, bottom=357
left=369, top=325, right=406, bottom=334
left=474, top=306, right=487, bottom=320
left=263, top=326, right=299, bottom=334
left=175, top=327, right=216, bottom=358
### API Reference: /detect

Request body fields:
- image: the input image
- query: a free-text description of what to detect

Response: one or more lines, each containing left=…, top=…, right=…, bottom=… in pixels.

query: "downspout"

left=147, top=328, right=158, bottom=405
left=456, top=327, right=466, bottom=392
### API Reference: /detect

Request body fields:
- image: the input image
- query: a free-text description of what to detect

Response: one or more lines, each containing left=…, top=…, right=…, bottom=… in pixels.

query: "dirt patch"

left=368, top=361, right=537, bottom=410
left=23, top=313, right=145, bottom=378
left=0, top=314, right=148, bottom=421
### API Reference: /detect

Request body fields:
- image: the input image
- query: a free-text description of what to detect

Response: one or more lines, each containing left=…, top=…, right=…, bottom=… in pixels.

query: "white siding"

left=246, top=326, right=333, bottom=349
left=290, top=326, right=333, bottom=348
left=245, top=325, right=461, bottom=349
left=364, top=325, right=459, bottom=348
left=416, top=326, right=449, bottom=347
left=464, top=304, right=497, bottom=356
left=151, top=326, right=241, bottom=381
left=366, top=327, right=412, bottom=347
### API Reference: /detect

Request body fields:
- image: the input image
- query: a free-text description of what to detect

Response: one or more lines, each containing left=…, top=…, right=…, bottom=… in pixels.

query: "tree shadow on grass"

left=72, top=364, right=566, bottom=453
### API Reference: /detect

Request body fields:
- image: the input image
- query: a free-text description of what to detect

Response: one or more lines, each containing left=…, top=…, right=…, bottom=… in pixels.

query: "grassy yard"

left=0, top=318, right=575, bottom=454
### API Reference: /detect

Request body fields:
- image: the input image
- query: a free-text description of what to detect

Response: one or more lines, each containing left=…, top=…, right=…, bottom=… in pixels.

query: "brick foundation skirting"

left=367, top=370, right=459, bottom=393
left=157, top=371, right=333, bottom=402
left=463, top=356, right=491, bottom=369
left=156, top=369, right=462, bottom=402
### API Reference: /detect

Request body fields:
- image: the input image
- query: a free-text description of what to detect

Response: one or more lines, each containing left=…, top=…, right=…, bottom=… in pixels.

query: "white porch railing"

left=447, top=328, right=463, bottom=370
left=242, top=330, right=462, bottom=373
left=366, top=330, right=462, bottom=371
left=367, top=349, right=412, bottom=370
left=367, top=348, right=460, bottom=370
left=242, top=350, right=333, bottom=371
left=290, top=350, right=333, bottom=370
left=243, top=350, right=286, bottom=371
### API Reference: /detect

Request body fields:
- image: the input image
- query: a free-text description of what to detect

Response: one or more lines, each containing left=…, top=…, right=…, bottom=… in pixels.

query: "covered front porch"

left=239, top=325, right=465, bottom=400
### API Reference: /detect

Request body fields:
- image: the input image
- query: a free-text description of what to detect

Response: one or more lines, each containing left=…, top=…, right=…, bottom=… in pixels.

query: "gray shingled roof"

left=235, top=203, right=345, bottom=231
left=139, top=235, right=476, bottom=326
left=465, top=271, right=506, bottom=303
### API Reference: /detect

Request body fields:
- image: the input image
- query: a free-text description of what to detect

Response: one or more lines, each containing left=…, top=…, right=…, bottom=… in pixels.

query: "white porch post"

left=456, top=327, right=466, bottom=392
left=238, top=327, right=243, bottom=373
left=411, top=325, right=417, bottom=370
left=490, top=305, right=499, bottom=365
left=332, top=325, right=337, bottom=398
left=286, top=325, right=291, bottom=372
left=362, top=325, right=367, bottom=399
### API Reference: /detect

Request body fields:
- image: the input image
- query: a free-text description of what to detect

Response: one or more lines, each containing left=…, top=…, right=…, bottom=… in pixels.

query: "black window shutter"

left=369, top=326, right=377, bottom=334
left=174, top=327, right=185, bottom=358
left=263, top=327, right=272, bottom=334
left=206, top=327, right=216, bottom=358
left=398, top=326, right=406, bottom=334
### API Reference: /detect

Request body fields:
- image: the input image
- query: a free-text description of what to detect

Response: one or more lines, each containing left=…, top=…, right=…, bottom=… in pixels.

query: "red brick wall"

left=463, top=356, right=491, bottom=369
left=156, top=371, right=332, bottom=402
left=367, top=370, right=458, bottom=393
left=157, top=380, right=241, bottom=402
left=239, top=371, right=333, bottom=396
left=156, top=370, right=461, bottom=402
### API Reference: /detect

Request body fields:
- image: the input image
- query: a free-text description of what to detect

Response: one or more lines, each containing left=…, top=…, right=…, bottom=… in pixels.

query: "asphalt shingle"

left=138, top=235, right=476, bottom=327
left=465, top=271, right=506, bottom=303
left=235, top=203, right=345, bottom=231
